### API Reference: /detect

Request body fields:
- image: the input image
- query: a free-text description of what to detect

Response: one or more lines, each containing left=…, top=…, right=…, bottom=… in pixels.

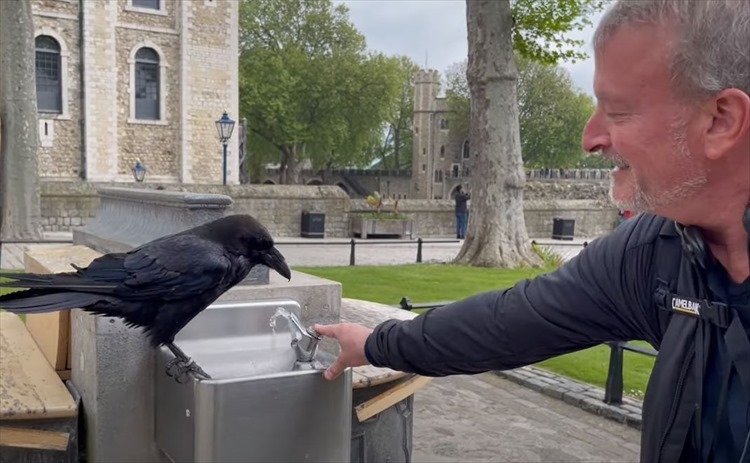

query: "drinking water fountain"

left=155, top=298, right=352, bottom=463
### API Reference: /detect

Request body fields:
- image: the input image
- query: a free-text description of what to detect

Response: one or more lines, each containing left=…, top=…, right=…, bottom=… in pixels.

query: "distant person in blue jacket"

left=316, top=1, right=750, bottom=462
left=453, top=185, right=470, bottom=239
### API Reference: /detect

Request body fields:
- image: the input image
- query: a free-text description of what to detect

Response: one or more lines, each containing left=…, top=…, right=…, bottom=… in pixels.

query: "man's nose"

left=581, top=107, right=610, bottom=154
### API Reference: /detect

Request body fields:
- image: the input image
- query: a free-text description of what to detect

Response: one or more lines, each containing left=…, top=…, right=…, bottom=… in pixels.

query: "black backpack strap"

left=653, top=287, right=731, bottom=329
left=704, top=309, right=750, bottom=461
left=651, top=234, right=701, bottom=461
left=724, top=309, right=750, bottom=397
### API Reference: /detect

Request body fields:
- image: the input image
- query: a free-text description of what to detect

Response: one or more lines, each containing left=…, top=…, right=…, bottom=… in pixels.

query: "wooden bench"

left=0, top=312, right=79, bottom=463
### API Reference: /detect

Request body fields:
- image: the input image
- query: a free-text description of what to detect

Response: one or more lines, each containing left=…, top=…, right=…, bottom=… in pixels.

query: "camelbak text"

left=671, top=297, right=700, bottom=315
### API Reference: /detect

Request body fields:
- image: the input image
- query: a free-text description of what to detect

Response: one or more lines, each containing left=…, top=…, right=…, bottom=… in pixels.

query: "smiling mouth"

left=607, top=153, right=630, bottom=171
left=613, top=163, right=630, bottom=171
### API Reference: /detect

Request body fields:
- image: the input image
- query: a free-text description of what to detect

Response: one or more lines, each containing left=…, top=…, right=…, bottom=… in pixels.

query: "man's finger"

left=324, top=356, right=346, bottom=381
left=313, top=323, right=338, bottom=338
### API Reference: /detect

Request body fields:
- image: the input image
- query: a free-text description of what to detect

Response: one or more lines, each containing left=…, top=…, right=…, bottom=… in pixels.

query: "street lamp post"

left=215, top=111, right=235, bottom=185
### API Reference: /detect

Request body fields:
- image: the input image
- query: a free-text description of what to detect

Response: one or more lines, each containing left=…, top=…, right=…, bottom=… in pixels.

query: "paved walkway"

left=413, top=373, right=640, bottom=462
left=1, top=233, right=591, bottom=270
left=276, top=236, right=590, bottom=267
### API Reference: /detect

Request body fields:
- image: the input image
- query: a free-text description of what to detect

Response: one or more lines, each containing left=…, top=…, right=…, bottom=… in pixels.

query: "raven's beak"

left=262, top=247, right=291, bottom=281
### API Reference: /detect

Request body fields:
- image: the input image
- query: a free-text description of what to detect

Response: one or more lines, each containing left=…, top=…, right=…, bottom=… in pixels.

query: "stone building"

left=31, top=0, right=239, bottom=184
left=410, top=69, right=469, bottom=200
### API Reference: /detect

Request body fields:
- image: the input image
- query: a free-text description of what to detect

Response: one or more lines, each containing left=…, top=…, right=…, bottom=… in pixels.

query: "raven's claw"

left=165, top=357, right=211, bottom=383
left=164, top=342, right=211, bottom=383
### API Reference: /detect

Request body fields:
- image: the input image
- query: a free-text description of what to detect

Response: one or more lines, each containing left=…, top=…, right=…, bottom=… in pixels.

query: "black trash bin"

left=301, top=211, right=325, bottom=238
left=552, top=217, right=575, bottom=240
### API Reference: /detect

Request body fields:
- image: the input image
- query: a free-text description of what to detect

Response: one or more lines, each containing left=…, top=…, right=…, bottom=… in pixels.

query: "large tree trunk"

left=392, top=124, right=400, bottom=169
left=454, top=0, right=540, bottom=268
left=0, top=0, right=43, bottom=242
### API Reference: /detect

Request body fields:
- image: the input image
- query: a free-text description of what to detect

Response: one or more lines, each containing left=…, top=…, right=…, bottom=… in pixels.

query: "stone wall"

left=41, top=182, right=100, bottom=231
left=524, top=180, right=610, bottom=201
left=30, top=0, right=238, bottom=184
left=40, top=181, right=617, bottom=238
left=351, top=198, right=618, bottom=239
left=210, top=185, right=352, bottom=238
left=268, top=170, right=612, bottom=202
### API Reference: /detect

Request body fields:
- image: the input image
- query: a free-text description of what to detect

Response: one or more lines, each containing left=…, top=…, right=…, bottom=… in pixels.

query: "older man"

left=315, top=1, right=750, bottom=461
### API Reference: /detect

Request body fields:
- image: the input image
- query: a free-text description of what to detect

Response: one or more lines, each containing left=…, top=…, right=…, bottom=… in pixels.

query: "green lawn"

left=0, top=271, right=19, bottom=296
left=295, top=263, right=553, bottom=304
left=295, top=263, right=655, bottom=399
left=1, top=271, right=24, bottom=320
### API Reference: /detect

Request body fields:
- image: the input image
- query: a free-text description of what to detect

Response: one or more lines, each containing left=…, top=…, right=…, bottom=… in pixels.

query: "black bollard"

left=604, top=342, right=624, bottom=404
left=349, top=239, right=356, bottom=266
left=416, top=238, right=423, bottom=263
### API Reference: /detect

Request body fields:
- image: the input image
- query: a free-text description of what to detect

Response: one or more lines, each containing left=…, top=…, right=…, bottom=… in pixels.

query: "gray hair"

left=593, top=0, right=750, bottom=100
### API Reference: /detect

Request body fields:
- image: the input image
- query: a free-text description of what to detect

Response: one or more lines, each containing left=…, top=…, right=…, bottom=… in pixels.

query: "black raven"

left=0, top=214, right=291, bottom=380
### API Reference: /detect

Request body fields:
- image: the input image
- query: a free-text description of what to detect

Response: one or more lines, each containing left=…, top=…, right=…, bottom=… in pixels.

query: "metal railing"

left=603, top=341, right=657, bottom=404
left=263, top=167, right=610, bottom=181
left=395, top=297, right=657, bottom=405
left=525, top=168, right=611, bottom=180
left=277, top=238, right=460, bottom=266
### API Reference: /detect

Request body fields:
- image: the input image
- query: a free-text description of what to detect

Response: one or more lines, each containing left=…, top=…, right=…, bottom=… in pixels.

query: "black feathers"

left=0, top=214, right=291, bottom=347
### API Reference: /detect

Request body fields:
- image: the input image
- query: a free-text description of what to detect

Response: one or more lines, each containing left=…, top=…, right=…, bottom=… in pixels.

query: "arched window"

left=462, top=139, right=470, bottom=159
left=35, top=36, right=61, bottom=113
left=440, top=145, right=445, bottom=158
left=135, top=48, right=160, bottom=120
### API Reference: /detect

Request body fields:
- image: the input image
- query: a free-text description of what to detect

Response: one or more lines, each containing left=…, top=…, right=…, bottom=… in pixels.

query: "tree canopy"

left=239, top=0, right=415, bottom=183
left=365, top=55, right=421, bottom=171
left=445, top=55, right=599, bottom=169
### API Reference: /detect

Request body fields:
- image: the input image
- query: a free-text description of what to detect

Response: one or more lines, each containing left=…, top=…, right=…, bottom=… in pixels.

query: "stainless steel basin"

left=155, top=299, right=352, bottom=463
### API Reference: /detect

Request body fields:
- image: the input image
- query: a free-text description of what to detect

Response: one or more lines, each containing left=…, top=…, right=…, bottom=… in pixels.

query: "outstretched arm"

left=317, top=217, right=664, bottom=379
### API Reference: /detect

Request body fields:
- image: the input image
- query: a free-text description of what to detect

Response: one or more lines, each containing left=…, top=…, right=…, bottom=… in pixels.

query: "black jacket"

left=454, top=192, right=470, bottom=214
left=365, top=214, right=750, bottom=462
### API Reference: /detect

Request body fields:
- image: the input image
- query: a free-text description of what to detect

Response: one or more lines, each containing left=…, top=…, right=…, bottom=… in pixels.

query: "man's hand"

left=313, top=323, right=374, bottom=380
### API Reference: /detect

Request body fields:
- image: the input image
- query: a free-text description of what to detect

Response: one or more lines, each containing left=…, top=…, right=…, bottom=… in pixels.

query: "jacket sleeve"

left=364, top=221, right=663, bottom=377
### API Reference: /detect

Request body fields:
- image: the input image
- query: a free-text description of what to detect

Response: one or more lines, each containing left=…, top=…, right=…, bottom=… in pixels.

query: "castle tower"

left=410, top=69, right=440, bottom=199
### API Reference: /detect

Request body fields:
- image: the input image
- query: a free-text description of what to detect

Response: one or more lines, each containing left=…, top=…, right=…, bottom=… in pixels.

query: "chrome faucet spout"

left=288, top=312, right=321, bottom=362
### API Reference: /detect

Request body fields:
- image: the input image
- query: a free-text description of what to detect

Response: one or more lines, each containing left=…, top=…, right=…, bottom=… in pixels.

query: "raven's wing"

left=83, top=234, right=234, bottom=301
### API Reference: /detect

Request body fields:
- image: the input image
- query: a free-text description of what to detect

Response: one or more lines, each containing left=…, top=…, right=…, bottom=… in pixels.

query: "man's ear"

left=703, top=88, right=750, bottom=161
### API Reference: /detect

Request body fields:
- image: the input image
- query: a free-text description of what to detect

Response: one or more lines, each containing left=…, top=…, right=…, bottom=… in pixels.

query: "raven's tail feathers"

left=0, top=291, right=105, bottom=314
left=0, top=272, right=117, bottom=293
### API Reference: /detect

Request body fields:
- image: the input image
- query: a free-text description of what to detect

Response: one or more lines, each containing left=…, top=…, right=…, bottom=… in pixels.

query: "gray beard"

left=609, top=171, right=708, bottom=214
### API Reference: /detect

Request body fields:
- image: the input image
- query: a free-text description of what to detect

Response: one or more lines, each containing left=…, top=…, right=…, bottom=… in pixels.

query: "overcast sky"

left=336, top=0, right=605, bottom=97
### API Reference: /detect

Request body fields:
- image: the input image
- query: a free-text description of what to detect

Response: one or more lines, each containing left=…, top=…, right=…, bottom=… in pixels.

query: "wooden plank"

left=355, top=375, right=431, bottom=422
left=0, top=312, right=77, bottom=420
left=23, top=310, right=68, bottom=371
left=22, top=246, right=102, bottom=371
left=0, top=426, right=69, bottom=451
left=351, top=364, right=408, bottom=389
